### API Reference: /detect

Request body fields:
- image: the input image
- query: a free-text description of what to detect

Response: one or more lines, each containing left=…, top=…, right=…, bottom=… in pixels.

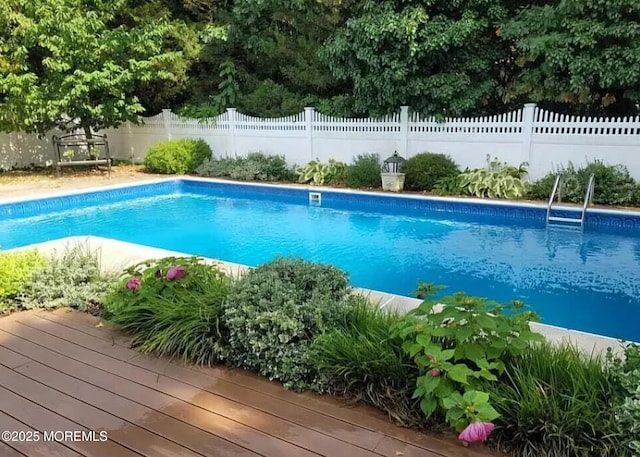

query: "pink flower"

left=126, top=278, right=141, bottom=290
left=430, top=368, right=441, bottom=377
left=458, top=422, right=495, bottom=443
left=166, top=266, right=186, bottom=281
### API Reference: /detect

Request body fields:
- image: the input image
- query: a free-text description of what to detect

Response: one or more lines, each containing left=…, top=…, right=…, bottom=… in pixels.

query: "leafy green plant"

left=88, top=146, right=100, bottom=159
left=0, top=0, right=178, bottom=136
left=485, top=343, right=622, bottom=457
left=196, top=153, right=294, bottom=181
left=610, top=343, right=640, bottom=456
left=313, top=298, right=422, bottom=426
left=395, top=283, right=544, bottom=432
left=459, top=160, right=530, bottom=199
left=345, top=154, right=382, bottom=188
left=632, top=184, right=640, bottom=207
left=296, top=159, right=347, bottom=185
left=144, top=138, right=212, bottom=174
left=212, top=60, right=240, bottom=113
left=104, top=256, right=231, bottom=364
left=402, top=153, right=459, bottom=192
left=222, top=257, right=351, bottom=389
left=433, top=175, right=464, bottom=196
left=14, top=245, right=115, bottom=314
left=530, top=160, right=637, bottom=206
left=0, top=249, right=48, bottom=312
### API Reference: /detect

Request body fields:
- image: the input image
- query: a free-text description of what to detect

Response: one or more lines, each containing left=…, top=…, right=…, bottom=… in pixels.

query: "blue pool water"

left=1, top=180, right=639, bottom=341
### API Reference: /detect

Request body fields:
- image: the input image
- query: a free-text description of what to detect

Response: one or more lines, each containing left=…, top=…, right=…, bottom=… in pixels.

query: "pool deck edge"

left=9, top=235, right=627, bottom=356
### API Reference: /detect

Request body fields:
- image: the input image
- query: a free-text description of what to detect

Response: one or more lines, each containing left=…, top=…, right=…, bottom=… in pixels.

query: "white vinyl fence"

left=3, top=104, right=640, bottom=180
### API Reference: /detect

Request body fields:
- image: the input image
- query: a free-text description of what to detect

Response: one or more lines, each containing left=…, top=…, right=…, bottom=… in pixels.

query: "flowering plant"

left=395, top=282, right=544, bottom=436
left=103, top=256, right=231, bottom=364
left=107, top=256, right=228, bottom=311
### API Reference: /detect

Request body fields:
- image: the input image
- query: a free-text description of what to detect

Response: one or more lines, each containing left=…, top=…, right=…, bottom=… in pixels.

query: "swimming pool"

left=1, top=178, right=639, bottom=341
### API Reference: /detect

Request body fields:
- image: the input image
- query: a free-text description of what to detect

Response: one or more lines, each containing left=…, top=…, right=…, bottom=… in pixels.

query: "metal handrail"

left=581, top=174, right=595, bottom=226
left=546, top=174, right=562, bottom=223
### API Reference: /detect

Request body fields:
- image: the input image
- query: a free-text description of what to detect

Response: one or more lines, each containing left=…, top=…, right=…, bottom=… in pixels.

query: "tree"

left=320, top=0, right=518, bottom=117
left=503, top=0, right=640, bottom=116
left=182, top=0, right=357, bottom=118
left=0, top=0, right=179, bottom=136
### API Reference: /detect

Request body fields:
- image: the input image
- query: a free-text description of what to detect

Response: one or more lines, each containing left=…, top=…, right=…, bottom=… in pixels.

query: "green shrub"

left=459, top=160, right=530, bottom=199
left=196, top=153, right=294, bottom=181
left=14, top=245, right=115, bottom=314
left=222, top=257, right=351, bottom=389
left=485, top=343, right=622, bottom=457
left=345, top=154, right=381, bottom=188
left=402, top=153, right=459, bottom=191
left=144, top=138, right=212, bottom=174
left=395, top=283, right=544, bottom=432
left=610, top=344, right=640, bottom=456
left=195, top=157, right=236, bottom=177
left=297, top=159, right=347, bottom=185
left=528, top=172, right=558, bottom=201
left=433, top=175, right=464, bottom=196
left=104, top=257, right=231, bottom=364
left=632, top=184, right=640, bottom=207
left=313, top=298, right=422, bottom=426
left=0, top=249, right=47, bottom=312
left=530, top=160, right=637, bottom=205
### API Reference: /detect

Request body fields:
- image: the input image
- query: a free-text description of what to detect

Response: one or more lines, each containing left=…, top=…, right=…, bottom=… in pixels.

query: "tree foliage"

left=183, top=0, right=356, bottom=117
left=3, top=0, right=640, bottom=126
left=504, top=0, right=640, bottom=116
left=0, top=0, right=179, bottom=135
left=320, top=0, right=518, bottom=117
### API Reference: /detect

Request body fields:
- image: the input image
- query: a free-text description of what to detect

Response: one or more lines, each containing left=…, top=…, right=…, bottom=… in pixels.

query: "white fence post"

left=161, top=109, right=172, bottom=140
left=227, top=108, right=237, bottom=156
left=304, top=107, right=315, bottom=161
left=399, top=106, right=409, bottom=158
left=521, top=103, right=536, bottom=165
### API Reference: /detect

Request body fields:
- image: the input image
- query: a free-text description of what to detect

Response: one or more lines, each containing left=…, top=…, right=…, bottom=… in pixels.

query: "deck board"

left=0, top=310, right=499, bottom=457
left=0, top=320, right=382, bottom=457
left=0, top=441, right=27, bottom=457
left=0, top=412, right=81, bottom=457
left=42, top=310, right=489, bottom=457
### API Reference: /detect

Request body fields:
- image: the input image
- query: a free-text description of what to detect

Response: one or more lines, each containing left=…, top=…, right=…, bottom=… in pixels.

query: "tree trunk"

left=81, top=120, right=93, bottom=140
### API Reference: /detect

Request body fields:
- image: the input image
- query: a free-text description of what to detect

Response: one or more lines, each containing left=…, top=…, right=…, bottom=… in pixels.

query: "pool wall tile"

left=0, top=181, right=181, bottom=219
left=2, top=178, right=640, bottom=233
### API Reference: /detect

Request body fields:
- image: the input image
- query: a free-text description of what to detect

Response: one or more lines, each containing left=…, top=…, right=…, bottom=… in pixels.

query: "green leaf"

left=420, top=397, right=437, bottom=418
left=475, top=314, right=498, bottom=329
left=441, top=394, right=461, bottom=409
left=417, top=373, right=441, bottom=395
left=447, top=364, right=474, bottom=384
left=464, top=343, right=486, bottom=361
left=441, top=349, right=456, bottom=361
left=464, top=390, right=489, bottom=405
left=476, top=403, right=501, bottom=421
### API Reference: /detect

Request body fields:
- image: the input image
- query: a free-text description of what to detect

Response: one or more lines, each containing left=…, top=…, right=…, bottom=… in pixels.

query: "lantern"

left=383, top=151, right=406, bottom=173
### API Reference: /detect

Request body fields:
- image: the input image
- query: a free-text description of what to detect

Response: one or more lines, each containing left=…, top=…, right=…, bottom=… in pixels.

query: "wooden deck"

left=0, top=310, right=498, bottom=457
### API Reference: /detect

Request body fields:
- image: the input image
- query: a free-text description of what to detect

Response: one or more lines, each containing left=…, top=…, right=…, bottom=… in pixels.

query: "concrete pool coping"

left=9, top=235, right=627, bottom=356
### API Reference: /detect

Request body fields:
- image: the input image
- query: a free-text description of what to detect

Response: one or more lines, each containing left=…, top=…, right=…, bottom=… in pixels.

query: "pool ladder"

left=546, top=174, right=595, bottom=229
